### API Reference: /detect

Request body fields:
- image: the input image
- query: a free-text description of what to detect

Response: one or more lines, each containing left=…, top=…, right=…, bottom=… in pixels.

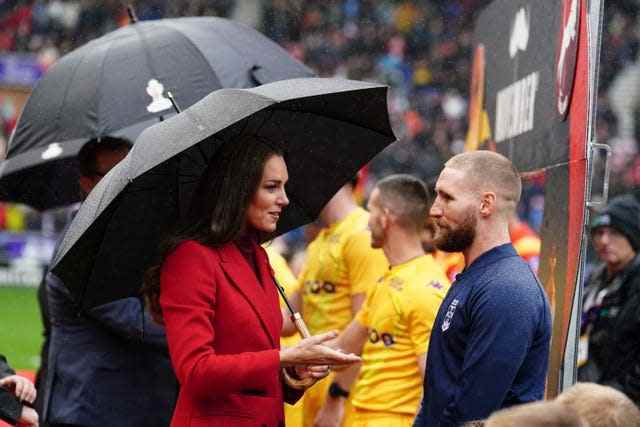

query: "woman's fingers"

left=313, top=345, right=360, bottom=365
left=303, top=330, right=338, bottom=346
left=306, top=365, right=329, bottom=373
left=304, top=364, right=331, bottom=379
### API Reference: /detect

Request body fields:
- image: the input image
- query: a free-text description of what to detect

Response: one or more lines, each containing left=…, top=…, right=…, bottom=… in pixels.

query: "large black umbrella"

left=50, top=78, right=395, bottom=309
left=1, top=16, right=313, bottom=210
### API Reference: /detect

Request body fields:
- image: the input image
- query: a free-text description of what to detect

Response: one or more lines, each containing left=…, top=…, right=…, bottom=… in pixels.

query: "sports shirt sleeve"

left=343, top=230, right=387, bottom=295
left=407, top=288, right=441, bottom=356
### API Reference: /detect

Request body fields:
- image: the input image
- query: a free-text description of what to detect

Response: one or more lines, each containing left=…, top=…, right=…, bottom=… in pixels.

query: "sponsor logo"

left=305, top=280, right=336, bottom=294
left=494, top=72, right=539, bottom=142
left=389, top=277, right=403, bottom=291
left=429, top=280, right=444, bottom=290
left=369, top=328, right=395, bottom=347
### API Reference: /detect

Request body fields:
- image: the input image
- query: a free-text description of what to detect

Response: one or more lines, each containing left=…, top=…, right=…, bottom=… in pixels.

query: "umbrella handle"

left=127, top=5, right=138, bottom=23
left=290, top=312, right=311, bottom=339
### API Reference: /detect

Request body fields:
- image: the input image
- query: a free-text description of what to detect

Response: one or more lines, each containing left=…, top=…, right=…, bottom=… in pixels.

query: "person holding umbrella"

left=47, top=77, right=396, bottom=427
left=41, top=137, right=180, bottom=427
left=143, top=135, right=361, bottom=427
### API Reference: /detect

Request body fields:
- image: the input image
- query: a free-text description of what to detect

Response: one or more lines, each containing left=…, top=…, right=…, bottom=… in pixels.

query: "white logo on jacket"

left=509, top=7, right=530, bottom=58
left=441, top=298, right=459, bottom=332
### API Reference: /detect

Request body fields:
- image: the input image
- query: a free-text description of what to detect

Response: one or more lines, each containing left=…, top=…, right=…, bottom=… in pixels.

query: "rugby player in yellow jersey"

left=282, top=181, right=388, bottom=427
left=264, top=243, right=305, bottom=427
left=322, top=175, right=450, bottom=427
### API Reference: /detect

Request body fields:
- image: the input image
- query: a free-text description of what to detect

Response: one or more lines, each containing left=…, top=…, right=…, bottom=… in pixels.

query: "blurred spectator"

left=579, top=194, right=640, bottom=404
left=483, top=400, right=587, bottom=427
left=0, top=0, right=638, bottom=246
left=556, top=382, right=640, bottom=427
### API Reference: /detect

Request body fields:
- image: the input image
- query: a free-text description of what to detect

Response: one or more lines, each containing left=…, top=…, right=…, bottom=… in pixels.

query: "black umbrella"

left=1, top=16, right=313, bottom=210
left=50, top=78, right=396, bottom=309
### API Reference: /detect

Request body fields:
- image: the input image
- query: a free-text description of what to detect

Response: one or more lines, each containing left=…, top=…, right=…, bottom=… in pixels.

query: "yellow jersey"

left=264, top=246, right=304, bottom=427
left=265, top=245, right=299, bottom=297
left=264, top=245, right=300, bottom=345
left=353, top=254, right=449, bottom=415
left=299, top=207, right=388, bottom=335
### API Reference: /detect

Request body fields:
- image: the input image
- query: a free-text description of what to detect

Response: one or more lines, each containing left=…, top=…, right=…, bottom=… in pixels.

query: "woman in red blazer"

left=144, top=137, right=360, bottom=427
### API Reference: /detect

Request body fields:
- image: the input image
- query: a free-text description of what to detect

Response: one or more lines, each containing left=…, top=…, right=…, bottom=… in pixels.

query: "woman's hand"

left=0, top=375, right=37, bottom=403
left=294, top=364, right=331, bottom=381
left=279, top=331, right=360, bottom=368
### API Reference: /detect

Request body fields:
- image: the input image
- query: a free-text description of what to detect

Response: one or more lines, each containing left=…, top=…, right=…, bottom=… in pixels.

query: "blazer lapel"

left=218, top=242, right=279, bottom=347
left=254, top=243, right=282, bottom=343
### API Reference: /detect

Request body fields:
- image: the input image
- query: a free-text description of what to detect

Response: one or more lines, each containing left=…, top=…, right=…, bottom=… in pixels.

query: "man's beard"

left=434, top=212, right=477, bottom=252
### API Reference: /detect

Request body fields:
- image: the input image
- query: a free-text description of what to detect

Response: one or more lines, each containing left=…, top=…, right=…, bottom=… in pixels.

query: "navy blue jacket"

left=42, top=272, right=178, bottom=427
left=414, top=244, right=551, bottom=426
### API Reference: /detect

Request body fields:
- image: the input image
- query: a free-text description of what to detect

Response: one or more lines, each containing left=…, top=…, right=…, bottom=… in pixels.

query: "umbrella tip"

left=166, top=91, right=182, bottom=114
left=127, top=4, right=138, bottom=23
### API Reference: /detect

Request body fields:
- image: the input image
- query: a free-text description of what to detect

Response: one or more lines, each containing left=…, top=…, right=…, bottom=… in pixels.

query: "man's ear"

left=479, top=192, right=497, bottom=217
left=381, top=208, right=392, bottom=229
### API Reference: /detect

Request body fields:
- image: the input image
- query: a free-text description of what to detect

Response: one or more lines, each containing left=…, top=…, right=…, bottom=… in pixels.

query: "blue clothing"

left=43, top=272, right=178, bottom=427
left=414, top=244, right=551, bottom=426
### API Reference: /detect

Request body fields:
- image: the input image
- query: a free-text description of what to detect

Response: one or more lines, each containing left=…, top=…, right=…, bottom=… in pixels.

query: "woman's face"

left=246, top=154, right=289, bottom=233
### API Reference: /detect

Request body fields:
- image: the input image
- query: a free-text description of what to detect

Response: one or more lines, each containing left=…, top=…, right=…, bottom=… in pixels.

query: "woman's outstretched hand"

left=279, top=331, right=360, bottom=368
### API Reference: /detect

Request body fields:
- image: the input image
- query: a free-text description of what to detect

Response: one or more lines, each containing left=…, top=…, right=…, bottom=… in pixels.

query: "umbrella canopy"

left=1, top=16, right=313, bottom=210
left=50, top=78, right=396, bottom=310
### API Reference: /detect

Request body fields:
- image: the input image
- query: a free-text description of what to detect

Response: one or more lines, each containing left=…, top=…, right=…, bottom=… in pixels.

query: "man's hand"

left=0, top=375, right=36, bottom=403
left=18, top=406, right=39, bottom=426
left=312, top=396, right=345, bottom=427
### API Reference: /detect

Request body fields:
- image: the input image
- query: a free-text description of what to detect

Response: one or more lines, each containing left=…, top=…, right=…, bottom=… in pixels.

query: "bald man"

left=413, top=151, right=551, bottom=426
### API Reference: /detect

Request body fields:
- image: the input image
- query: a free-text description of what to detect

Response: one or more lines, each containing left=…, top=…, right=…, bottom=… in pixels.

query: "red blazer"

left=160, top=240, right=300, bottom=427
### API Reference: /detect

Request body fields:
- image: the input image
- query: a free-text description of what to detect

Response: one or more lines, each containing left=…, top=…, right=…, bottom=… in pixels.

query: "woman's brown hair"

left=142, top=135, right=284, bottom=323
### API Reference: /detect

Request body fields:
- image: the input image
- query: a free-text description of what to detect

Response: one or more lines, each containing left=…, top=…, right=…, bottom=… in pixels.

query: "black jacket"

left=0, top=355, right=22, bottom=426
left=579, top=255, right=640, bottom=403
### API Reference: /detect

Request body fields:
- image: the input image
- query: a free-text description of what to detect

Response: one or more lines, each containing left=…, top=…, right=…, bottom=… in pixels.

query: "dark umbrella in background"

left=0, top=16, right=313, bottom=211
left=50, top=78, right=396, bottom=310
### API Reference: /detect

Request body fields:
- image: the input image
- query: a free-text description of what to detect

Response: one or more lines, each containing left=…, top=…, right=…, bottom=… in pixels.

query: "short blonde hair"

left=445, top=150, right=521, bottom=214
left=484, top=401, right=587, bottom=427
left=556, top=383, right=640, bottom=427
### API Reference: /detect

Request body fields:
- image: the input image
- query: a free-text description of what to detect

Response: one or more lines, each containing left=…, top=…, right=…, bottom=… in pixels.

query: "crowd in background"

left=1, top=3, right=640, bottom=426
left=0, top=0, right=638, bottom=234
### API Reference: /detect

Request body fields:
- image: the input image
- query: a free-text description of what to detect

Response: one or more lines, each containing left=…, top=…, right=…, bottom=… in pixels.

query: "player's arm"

left=417, top=352, right=427, bottom=380
left=351, top=292, right=366, bottom=316
left=313, top=319, right=367, bottom=427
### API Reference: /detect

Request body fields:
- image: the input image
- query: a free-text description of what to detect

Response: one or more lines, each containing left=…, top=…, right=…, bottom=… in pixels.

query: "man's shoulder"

left=470, top=256, right=545, bottom=306
left=487, top=254, right=539, bottom=286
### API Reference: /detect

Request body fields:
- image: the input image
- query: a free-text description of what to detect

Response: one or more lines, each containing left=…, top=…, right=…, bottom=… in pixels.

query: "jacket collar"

left=218, top=241, right=280, bottom=347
